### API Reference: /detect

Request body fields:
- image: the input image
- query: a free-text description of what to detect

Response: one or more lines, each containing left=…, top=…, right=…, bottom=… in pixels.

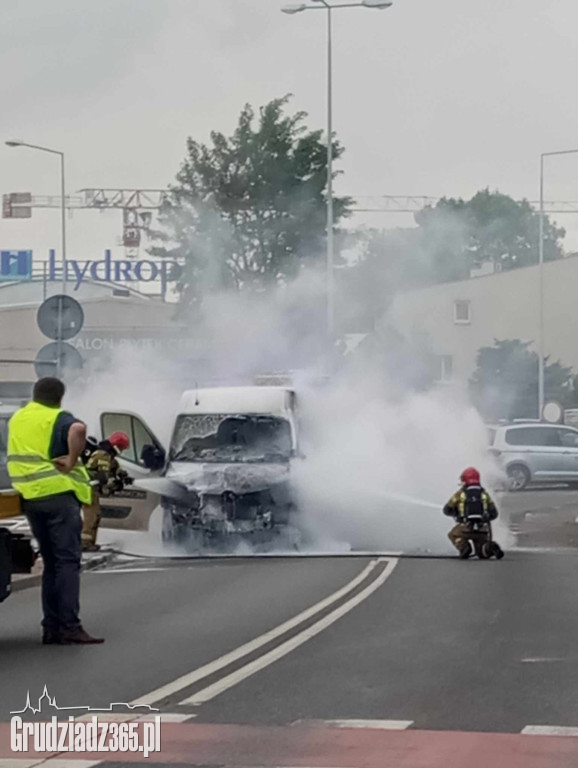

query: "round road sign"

left=37, top=295, right=84, bottom=341
left=542, top=401, right=563, bottom=424
left=34, top=342, right=84, bottom=380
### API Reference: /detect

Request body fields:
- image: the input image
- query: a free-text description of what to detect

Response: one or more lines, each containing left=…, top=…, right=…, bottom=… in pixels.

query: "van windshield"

left=170, top=414, right=293, bottom=463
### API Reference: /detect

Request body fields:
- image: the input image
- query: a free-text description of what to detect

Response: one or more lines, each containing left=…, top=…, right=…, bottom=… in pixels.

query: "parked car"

left=488, top=422, right=578, bottom=490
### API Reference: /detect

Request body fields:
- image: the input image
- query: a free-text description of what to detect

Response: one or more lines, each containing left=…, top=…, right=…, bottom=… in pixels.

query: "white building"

left=386, top=254, right=578, bottom=385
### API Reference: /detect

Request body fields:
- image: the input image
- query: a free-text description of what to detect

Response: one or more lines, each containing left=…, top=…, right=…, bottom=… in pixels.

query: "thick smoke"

left=65, top=263, right=507, bottom=557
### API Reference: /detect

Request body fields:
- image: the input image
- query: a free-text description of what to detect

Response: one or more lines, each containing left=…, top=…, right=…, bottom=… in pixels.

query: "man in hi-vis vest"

left=8, top=378, right=104, bottom=645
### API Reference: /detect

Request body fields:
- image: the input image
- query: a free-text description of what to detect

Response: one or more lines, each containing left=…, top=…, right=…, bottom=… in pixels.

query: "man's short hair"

left=33, top=377, right=65, bottom=407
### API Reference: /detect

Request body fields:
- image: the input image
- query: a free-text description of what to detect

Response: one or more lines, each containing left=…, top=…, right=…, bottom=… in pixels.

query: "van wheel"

left=507, top=464, right=530, bottom=491
left=161, top=510, right=189, bottom=546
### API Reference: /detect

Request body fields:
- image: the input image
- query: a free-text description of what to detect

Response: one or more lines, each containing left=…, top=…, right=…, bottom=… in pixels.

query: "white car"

left=488, top=422, right=578, bottom=491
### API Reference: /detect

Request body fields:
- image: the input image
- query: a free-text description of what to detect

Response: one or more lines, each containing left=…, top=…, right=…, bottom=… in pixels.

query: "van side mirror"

left=140, top=444, right=165, bottom=471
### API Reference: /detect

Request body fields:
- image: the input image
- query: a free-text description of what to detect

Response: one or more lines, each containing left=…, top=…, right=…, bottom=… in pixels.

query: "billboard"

left=0, top=250, right=33, bottom=281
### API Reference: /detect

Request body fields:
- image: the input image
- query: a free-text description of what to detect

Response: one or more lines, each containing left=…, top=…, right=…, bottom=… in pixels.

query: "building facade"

left=0, top=277, right=186, bottom=389
left=386, top=255, right=578, bottom=385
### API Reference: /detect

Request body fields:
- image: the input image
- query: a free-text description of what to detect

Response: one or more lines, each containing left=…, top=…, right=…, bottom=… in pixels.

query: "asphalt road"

left=2, top=489, right=578, bottom=767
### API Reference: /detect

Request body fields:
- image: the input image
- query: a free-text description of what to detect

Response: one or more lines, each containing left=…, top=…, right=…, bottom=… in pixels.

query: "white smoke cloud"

left=64, top=265, right=508, bottom=557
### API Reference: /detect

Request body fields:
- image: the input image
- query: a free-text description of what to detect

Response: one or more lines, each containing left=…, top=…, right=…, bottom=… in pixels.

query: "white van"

left=100, top=386, right=299, bottom=549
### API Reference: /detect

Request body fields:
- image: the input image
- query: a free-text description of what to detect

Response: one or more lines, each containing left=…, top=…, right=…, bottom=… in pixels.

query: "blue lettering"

left=39, top=251, right=180, bottom=286
left=90, top=250, right=112, bottom=282
left=48, top=250, right=57, bottom=280
left=70, top=260, right=90, bottom=291
left=133, top=261, right=159, bottom=282
left=114, top=261, right=133, bottom=282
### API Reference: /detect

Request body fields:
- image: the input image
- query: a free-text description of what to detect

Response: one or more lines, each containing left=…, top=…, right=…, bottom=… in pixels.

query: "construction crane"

left=2, top=188, right=170, bottom=258
left=351, top=195, right=578, bottom=214
left=5, top=190, right=578, bottom=257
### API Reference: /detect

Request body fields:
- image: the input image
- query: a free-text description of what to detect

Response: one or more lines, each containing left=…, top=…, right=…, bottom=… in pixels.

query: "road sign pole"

left=56, top=296, right=63, bottom=378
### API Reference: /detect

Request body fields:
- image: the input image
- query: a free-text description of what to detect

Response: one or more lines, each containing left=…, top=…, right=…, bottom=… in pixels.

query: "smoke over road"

left=66, top=263, right=507, bottom=557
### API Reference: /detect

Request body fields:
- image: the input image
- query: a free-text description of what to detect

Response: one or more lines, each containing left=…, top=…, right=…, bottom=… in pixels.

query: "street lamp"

left=281, top=0, right=393, bottom=344
left=538, top=149, right=578, bottom=419
left=6, top=140, right=68, bottom=376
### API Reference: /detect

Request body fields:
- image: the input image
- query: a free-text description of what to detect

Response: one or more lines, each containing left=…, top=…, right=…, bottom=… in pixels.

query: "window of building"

left=454, top=300, right=471, bottom=324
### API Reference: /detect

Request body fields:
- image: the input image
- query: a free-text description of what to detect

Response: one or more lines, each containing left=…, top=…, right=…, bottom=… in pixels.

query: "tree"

left=415, top=188, right=565, bottom=275
left=340, top=189, right=566, bottom=332
left=151, top=96, right=351, bottom=307
left=469, top=339, right=578, bottom=421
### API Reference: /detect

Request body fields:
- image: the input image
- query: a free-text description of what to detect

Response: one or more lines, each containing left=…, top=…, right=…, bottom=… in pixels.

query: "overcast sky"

left=2, top=0, right=578, bottom=258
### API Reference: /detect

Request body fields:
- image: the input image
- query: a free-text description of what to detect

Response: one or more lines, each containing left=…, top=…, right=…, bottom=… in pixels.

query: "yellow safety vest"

left=7, top=402, right=92, bottom=505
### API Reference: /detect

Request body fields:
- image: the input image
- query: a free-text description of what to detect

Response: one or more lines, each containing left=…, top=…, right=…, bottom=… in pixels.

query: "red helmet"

left=108, top=431, right=130, bottom=452
left=460, top=466, right=481, bottom=486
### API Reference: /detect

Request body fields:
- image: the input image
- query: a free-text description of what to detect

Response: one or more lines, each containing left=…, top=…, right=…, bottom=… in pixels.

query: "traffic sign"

left=543, top=401, right=563, bottom=424
left=34, top=342, right=83, bottom=380
left=37, top=295, right=84, bottom=341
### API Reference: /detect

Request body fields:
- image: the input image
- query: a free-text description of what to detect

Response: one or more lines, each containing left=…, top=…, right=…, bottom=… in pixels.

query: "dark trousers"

left=23, top=494, right=82, bottom=634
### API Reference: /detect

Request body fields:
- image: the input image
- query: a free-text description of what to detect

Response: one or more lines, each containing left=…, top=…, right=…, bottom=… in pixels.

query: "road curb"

left=10, top=551, right=115, bottom=593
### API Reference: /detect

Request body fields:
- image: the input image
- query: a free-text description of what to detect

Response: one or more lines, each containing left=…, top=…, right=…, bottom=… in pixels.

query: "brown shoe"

left=59, top=628, right=105, bottom=645
left=42, top=630, right=61, bottom=645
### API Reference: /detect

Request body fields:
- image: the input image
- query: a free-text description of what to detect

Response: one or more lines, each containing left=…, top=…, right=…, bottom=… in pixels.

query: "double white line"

left=132, top=557, right=398, bottom=709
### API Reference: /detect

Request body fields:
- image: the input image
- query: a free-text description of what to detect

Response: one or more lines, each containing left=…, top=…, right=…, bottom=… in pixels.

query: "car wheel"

left=507, top=464, right=530, bottom=491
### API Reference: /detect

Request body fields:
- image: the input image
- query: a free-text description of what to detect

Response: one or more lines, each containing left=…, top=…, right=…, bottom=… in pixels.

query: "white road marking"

left=318, top=719, right=413, bottom=730
left=74, top=714, right=135, bottom=722
left=131, top=558, right=381, bottom=706
left=521, top=657, right=566, bottom=663
left=522, top=725, right=578, bottom=736
left=36, top=763, right=102, bottom=768
left=134, top=713, right=194, bottom=722
left=180, top=558, right=398, bottom=706
left=0, top=762, right=102, bottom=768
left=0, top=761, right=46, bottom=768
left=95, top=568, right=168, bottom=574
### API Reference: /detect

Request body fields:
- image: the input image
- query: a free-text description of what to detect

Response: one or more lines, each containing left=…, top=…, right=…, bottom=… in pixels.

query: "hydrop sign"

left=47, top=250, right=180, bottom=291
left=0, top=250, right=32, bottom=281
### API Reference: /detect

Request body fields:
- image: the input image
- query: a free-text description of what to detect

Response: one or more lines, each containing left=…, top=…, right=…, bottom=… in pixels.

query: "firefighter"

left=81, top=431, right=131, bottom=552
left=443, top=466, right=499, bottom=558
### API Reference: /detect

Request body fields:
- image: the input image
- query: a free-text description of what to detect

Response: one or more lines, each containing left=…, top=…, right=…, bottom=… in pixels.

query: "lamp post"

left=282, top=0, right=393, bottom=344
left=6, top=140, right=68, bottom=376
left=538, top=149, right=578, bottom=419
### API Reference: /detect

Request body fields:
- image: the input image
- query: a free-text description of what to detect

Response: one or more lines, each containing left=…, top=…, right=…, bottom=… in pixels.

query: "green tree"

left=341, top=189, right=566, bottom=332
left=415, top=188, right=565, bottom=275
left=469, top=339, right=578, bottom=421
left=151, top=96, right=351, bottom=307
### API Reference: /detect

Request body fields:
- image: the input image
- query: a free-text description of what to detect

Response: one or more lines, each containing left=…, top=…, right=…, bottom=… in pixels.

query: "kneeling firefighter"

left=443, top=467, right=503, bottom=559
left=81, top=431, right=132, bottom=552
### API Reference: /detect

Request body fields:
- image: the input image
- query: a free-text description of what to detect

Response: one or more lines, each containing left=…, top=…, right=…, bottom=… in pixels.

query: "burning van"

left=100, top=386, right=299, bottom=550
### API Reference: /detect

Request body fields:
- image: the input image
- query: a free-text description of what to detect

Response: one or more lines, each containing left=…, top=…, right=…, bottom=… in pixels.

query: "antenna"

left=194, top=381, right=199, bottom=406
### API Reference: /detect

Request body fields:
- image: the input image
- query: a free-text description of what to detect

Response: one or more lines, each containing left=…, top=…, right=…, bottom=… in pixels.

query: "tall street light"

left=282, top=0, right=393, bottom=344
left=6, top=140, right=68, bottom=375
left=538, top=149, right=578, bottom=418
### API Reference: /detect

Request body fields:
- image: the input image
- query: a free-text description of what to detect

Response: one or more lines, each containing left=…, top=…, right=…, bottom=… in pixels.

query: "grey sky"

left=2, top=0, right=578, bottom=257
